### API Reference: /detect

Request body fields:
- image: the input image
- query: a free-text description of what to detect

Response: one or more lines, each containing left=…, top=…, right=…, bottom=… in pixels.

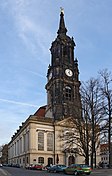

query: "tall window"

left=20, top=137, right=22, bottom=154
left=38, top=157, right=44, bottom=164
left=26, top=157, right=29, bottom=164
left=23, top=134, right=25, bottom=152
left=65, top=86, right=72, bottom=101
left=63, top=46, right=68, bottom=56
left=38, top=132, right=44, bottom=150
left=47, top=133, right=53, bottom=151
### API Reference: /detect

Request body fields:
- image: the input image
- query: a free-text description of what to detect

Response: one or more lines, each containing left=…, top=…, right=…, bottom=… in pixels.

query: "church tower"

left=45, top=9, right=81, bottom=120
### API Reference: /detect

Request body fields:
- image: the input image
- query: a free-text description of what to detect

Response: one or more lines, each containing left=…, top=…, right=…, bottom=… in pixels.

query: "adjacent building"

left=1, top=144, right=8, bottom=164
left=100, top=143, right=112, bottom=167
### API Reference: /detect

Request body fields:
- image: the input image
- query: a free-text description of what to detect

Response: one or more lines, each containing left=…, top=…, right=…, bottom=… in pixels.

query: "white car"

left=0, top=164, right=3, bottom=167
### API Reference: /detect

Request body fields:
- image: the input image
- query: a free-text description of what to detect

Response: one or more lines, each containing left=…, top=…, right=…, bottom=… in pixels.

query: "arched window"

left=38, top=132, right=44, bottom=151
left=65, top=86, right=72, bottom=101
left=38, top=157, right=44, bottom=164
left=47, top=133, right=53, bottom=151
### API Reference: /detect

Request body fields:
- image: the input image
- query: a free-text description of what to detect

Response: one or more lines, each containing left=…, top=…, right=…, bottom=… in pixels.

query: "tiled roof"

left=100, top=143, right=108, bottom=152
left=34, top=105, right=46, bottom=117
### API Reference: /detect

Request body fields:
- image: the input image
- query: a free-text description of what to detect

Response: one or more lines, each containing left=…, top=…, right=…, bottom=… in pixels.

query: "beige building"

left=8, top=106, right=83, bottom=167
left=8, top=106, right=101, bottom=167
left=8, top=10, right=101, bottom=167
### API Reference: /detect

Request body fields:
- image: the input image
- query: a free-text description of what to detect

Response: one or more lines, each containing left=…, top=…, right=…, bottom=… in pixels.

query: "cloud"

left=4, top=0, right=51, bottom=61
left=0, top=99, right=39, bottom=144
left=21, top=68, right=45, bottom=78
left=0, top=0, right=52, bottom=66
left=0, top=98, right=37, bottom=107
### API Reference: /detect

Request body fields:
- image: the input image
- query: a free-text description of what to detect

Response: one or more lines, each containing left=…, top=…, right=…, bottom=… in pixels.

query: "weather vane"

left=60, top=7, right=64, bottom=14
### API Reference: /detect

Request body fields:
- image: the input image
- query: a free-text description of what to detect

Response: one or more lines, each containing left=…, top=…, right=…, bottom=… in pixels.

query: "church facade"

left=8, top=11, right=100, bottom=167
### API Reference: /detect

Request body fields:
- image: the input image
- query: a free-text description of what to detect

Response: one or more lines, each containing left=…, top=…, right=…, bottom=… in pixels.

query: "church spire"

left=57, top=8, right=67, bottom=35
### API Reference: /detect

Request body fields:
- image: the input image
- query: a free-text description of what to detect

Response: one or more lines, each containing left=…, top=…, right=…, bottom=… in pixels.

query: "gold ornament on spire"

left=60, top=7, right=64, bottom=14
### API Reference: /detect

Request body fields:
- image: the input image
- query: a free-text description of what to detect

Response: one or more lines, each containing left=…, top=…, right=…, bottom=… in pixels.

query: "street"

left=0, top=167, right=112, bottom=176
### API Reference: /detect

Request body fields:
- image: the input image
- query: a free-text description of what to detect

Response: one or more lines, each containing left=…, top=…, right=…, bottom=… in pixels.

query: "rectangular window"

left=38, top=157, right=44, bottom=164
left=47, top=133, right=53, bottom=151
left=38, top=132, right=44, bottom=151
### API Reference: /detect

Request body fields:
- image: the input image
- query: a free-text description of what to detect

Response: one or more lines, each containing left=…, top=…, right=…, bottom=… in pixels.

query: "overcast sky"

left=0, top=0, right=112, bottom=145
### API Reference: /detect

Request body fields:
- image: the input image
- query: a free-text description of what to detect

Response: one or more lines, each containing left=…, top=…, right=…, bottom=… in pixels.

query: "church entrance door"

left=48, top=157, right=53, bottom=166
left=68, top=155, right=75, bottom=166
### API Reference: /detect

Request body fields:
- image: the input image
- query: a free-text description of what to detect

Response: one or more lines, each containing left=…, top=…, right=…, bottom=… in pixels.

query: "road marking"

left=0, top=168, right=11, bottom=176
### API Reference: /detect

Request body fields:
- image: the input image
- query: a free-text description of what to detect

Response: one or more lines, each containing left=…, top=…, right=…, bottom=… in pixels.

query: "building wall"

left=8, top=118, right=101, bottom=167
left=8, top=124, right=30, bottom=167
left=8, top=120, right=55, bottom=167
left=100, top=143, right=109, bottom=165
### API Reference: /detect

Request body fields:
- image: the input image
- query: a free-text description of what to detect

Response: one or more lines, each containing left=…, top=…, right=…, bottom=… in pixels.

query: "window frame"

left=47, top=132, right=53, bottom=151
left=38, top=131, right=44, bottom=151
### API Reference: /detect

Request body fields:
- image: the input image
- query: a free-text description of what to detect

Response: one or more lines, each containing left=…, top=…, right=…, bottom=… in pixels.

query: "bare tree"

left=99, top=69, right=112, bottom=168
left=60, top=116, right=92, bottom=165
left=60, top=77, right=107, bottom=168
left=81, top=78, right=107, bottom=168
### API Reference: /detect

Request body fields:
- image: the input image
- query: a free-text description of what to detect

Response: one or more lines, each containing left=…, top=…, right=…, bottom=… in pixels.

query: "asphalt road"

left=0, top=167, right=112, bottom=176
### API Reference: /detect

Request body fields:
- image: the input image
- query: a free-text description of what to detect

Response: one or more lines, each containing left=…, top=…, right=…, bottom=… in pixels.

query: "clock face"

left=65, top=69, right=73, bottom=77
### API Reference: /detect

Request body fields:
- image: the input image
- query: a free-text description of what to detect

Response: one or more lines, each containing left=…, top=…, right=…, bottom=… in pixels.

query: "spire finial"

left=57, top=7, right=67, bottom=35
left=60, top=7, right=64, bottom=14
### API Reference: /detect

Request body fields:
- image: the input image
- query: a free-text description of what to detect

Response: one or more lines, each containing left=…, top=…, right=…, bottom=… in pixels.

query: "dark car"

left=64, top=164, right=84, bottom=175
left=47, top=164, right=67, bottom=173
left=80, top=164, right=92, bottom=175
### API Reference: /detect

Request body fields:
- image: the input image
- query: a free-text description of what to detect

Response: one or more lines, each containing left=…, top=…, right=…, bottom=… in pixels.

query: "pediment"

left=55, top=116, right=76, bottom=127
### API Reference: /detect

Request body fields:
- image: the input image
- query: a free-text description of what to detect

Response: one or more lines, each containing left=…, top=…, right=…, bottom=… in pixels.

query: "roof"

left=100, top=143, right=108, bottom=152
left=100, top=143, right=108, bottom=148
left=34, top=105, right=46, bottom=117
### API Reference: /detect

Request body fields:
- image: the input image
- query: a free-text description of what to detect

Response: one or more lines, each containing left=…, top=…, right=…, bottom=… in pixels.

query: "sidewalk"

left=92, top=168, right=112, bottom=173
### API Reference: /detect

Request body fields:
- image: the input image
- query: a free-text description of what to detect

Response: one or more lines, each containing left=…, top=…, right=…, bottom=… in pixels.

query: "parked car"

left=43, top=165, right=51, bottom=170
left=25, top=164, right=34, bottom=169
left=80, top=164, right=92, bottom=175
left=47, top=164, right=66, bottom=173
left=9, top=164, right=20, bottom=168
left=97, top=161, right=109, bottom=168
left=14, top=164, right=20, bottom=168
left=30, top=164, right=43, bottom=170
left=2, top=164, right=9, bottom=167
left=0, top=164, right=3, bottom=167
left=64, top=164, right=84, bottom=175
